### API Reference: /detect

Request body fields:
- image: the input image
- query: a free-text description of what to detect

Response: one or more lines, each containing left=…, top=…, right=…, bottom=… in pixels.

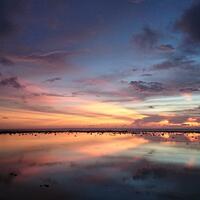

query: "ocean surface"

left=0, top=132, right=200, bottom=200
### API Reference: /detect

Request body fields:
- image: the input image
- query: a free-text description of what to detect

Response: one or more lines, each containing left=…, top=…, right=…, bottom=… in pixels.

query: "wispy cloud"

left=129, top=81, right=164, bottom=93
left=44, top=77, right=62, bottom=83
left=176, top=2, right=200, bottom=43
left=131, top=26, right=160, bottom=52
left=0, top=76, right=24, bottom=89
left=157, top=44, right=175, bottom=52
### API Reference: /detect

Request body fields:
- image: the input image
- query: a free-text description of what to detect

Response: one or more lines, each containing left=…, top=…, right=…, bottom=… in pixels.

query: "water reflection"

left=0, top=132, right=200, bottom=200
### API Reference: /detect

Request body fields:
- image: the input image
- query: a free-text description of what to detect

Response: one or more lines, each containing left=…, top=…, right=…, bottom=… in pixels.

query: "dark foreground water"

left=0, top=132, right=200, bottom=200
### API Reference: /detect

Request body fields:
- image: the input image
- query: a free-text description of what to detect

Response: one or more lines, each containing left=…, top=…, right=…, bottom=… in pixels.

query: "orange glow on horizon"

left=0, top=99, right=146, bottom=129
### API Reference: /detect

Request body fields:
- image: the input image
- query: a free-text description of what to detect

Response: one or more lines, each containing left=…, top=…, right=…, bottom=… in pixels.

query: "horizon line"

left=1, top=127, right=200, bottom=134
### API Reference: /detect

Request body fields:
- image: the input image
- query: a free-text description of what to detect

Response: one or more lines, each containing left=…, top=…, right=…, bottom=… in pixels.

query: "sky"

left=0, top=0, right=200, bottom=129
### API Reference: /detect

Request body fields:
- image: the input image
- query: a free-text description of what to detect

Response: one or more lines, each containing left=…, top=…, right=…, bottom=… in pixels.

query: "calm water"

left=0, top=132, right=200, bottom=200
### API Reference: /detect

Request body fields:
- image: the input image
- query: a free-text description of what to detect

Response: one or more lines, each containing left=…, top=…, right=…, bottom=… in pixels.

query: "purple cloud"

left=45, top=77, right=62, bottom=83
left=0, top=76, right=24, bottom=89
left=131, top=26, right=160, bottom=51
left=176, top=2, right=200, bottom=43
left=152, top=56, right=196, bottom=70
left=157, top=44, right=175, bottom=52
left=129, top=81, right=164, bottom=93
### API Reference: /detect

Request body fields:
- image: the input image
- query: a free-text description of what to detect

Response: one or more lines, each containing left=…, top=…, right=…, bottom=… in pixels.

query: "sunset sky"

left=0, top=0, right=200, bottom=129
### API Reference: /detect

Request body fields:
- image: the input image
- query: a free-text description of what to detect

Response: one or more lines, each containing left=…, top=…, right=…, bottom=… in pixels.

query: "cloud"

left=72, top=89, right=126, bottom=99
left=0, top=76, right=24, bottom=89
left=0, top=50, right=82, bottom=74
left=75, top=68, right=136, bottom=86
left=74, top=63, right=200, bottom=102
left=31, top=92, right=67, bottom=98
left=179, top=87, right=199, bottom=93
left=131, top=27, right=175, bottom=54
left=133, top=114, right=168, bottom=127
left=169, top=115, right=189, bottom=124
left=152, top=56, right=196, bottom=70
left=0, top=73, right=69, bottom=106
left=135, top=115, right=165, bottom=123
left=151, top=55, right=200, bottom=95
left=176, top=2, right=200, bottom=43
left=8, top=50, right=80, bottom=69
left=131, top=26, right=160, bottom=51
left=23, top=51, right=73, bottom=65
left=157, top=44, right=175, bottom=52
left=129, top=81, right=164, bottom=93
left=0, top=56, right=14, bottom=66
left=45, top=77, right=62, bottom=83
left=141, top=73, right=152, bottom=77
left=133, top=114, right=196, bottom=127
left=2, top=98, right=134, bottom=123
left=176, top=106, right=200, bottom=117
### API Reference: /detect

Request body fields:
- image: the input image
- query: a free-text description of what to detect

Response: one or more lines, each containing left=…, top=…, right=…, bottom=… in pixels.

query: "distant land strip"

left=0, top=128, right=200, bottom=134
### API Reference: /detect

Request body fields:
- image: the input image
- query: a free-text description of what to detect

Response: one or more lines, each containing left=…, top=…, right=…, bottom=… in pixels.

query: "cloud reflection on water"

left=0, top=132, right=200, bottom=200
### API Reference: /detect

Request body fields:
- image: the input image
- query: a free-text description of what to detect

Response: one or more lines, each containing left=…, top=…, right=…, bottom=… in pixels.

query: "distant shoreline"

left=0, top=128, right=200, bottom=134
